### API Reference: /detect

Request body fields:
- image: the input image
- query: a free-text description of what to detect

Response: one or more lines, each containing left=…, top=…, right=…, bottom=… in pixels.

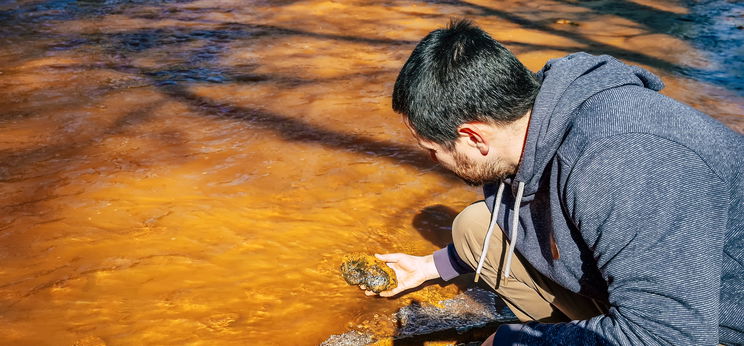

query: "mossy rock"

left=340, top=254, right=398, bottom=293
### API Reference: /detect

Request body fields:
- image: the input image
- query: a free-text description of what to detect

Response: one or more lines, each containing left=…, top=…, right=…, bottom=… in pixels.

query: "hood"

left=502, top=52, right=664, bottom=199
left=474, top=53, right=664, bottom=283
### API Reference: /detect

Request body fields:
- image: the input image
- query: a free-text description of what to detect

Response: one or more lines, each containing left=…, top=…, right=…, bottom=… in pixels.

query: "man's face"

left=410, top=128, right=519, bottom=186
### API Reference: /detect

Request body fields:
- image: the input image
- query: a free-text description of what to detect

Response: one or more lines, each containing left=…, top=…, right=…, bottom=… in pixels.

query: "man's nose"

left=428, top=150, right=438, bottom=163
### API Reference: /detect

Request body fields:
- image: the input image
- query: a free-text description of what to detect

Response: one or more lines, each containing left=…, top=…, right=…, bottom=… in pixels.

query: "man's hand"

left=363, top=253, right=440, bottom=297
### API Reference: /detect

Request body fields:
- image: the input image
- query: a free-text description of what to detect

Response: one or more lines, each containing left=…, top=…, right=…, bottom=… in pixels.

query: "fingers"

left=360, top=283, right=396, bottom=297
left=360, top=285, right=377, bottom=296
left=375, top=253, right=405, bottom=263
left=357, top=253, right=416, bottom=298
left=362, top=285, right=404, bottom=298
left=378, top=287, right=402, bottom=298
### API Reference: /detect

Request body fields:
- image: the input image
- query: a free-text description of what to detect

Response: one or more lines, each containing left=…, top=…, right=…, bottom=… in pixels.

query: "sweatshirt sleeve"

left=496, top=134, right=728, bottom=345
left=433, top=243, right=474, bottom=281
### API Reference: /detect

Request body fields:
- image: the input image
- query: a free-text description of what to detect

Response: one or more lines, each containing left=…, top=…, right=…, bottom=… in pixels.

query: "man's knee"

left=452, top=201, right=499, bottom=268
left=452, top=202, right=489, bottom=241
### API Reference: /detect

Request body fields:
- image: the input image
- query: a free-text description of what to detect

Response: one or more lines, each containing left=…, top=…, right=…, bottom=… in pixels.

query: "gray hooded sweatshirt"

left=433, top=52, right=743, bottom=345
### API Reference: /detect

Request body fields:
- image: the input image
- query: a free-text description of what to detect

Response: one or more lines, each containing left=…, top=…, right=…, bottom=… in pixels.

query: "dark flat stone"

left=323, top=287, right=518, bottom=345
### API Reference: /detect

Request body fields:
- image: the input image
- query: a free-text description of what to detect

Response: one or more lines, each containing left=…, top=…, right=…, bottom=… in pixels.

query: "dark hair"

left=392, top=19, right=540, bottom=148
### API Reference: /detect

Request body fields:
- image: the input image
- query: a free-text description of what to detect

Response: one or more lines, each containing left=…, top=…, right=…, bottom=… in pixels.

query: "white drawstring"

left=503, top=181, right=525, bottom=280
left=473, top=181, right=525, bottom=284
left=474, top=182, right=504, bottom=283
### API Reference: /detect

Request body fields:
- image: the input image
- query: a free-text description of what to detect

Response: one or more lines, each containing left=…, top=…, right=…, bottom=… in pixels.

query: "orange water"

left=0, top=0, right=742, bottom=344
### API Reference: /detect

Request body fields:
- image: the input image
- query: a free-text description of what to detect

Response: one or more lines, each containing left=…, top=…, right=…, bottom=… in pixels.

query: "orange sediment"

left=0, top=0, right=741, bottom=344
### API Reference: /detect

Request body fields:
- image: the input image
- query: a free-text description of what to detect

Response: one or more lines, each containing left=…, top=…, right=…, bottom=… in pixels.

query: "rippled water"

left=1, top=0, right=742, bottom=344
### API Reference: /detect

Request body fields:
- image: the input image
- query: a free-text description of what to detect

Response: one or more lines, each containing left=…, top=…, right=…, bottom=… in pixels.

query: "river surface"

left=0, top=0, right=742, bottom=344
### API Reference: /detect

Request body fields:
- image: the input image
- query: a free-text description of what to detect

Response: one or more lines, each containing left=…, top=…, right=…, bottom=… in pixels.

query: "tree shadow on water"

left=156, top=83, right=460, bottom=182
left=419, top=0, right=741, bottom=94
left=72, top=25, right=445, bottom=179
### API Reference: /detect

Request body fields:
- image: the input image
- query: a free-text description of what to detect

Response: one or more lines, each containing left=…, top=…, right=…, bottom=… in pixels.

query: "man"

left=368, top=19, right=743, bottom=345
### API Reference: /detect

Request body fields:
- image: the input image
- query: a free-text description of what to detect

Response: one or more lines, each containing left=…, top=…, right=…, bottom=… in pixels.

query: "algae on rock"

left=340, top=254, right=397, bottom=293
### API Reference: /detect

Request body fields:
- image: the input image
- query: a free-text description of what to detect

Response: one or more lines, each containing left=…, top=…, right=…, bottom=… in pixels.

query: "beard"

left=448, top=150, right=518, bottom=187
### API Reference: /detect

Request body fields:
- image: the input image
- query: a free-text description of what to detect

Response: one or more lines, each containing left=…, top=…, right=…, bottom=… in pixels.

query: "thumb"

left=375, top=253, right=405, bottom=263
left=379, top=286, right=404, bottom=298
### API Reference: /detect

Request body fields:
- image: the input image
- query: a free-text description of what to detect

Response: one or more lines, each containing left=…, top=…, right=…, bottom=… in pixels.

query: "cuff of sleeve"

left=433, top=246, right=460, bottom=281
left=491, top=324, right=524, bottom=346
left=433, top=244, right=474, bottom=281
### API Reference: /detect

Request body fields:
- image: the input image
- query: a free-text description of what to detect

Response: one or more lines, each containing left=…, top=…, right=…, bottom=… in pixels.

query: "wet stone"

left=320, top=331, right=374, bottom=346
left=72, top=336, right=106, bottom=346
left=322, top=287, right=519, bottom=345
left=395, top=287, right=518, bottom=339
left=201, top=312, right=240, bottom=331
left=340, top=254, right=397, bottom=293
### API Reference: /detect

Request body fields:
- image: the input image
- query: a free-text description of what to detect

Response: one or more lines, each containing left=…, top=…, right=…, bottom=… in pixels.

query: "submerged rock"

left=395, top=287, right=517, bottom=340
left=322, top=287, right=518, bottom=345
left=320, top=331, right=374, bottom=346
left=72, top=336, right=106, bottom=346
left=340, top=254, right=397, bottom=293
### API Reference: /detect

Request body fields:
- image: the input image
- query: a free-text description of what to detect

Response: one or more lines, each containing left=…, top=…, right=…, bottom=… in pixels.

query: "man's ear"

left=457, top=123, right=489, bottom=156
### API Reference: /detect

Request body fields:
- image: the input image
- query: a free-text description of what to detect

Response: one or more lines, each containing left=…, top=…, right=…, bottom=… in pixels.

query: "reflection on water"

left=0, top=0, right=742, bottom=344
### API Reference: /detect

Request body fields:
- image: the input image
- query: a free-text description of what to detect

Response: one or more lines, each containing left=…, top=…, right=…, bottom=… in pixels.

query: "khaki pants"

left=452, top=201, right=607, bottom=322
